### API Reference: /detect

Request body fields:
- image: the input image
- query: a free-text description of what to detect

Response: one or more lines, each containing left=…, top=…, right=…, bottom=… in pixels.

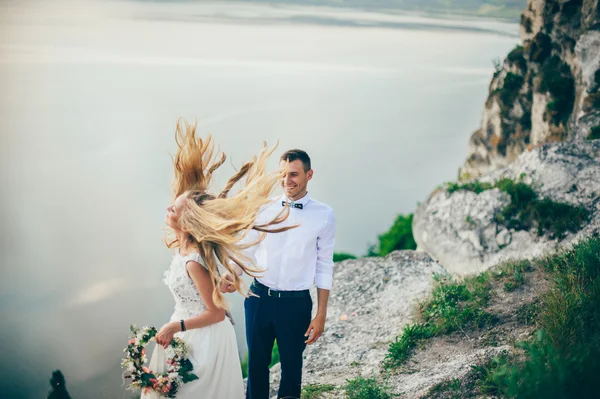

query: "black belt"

left=251, top=279, right=310, bottom=298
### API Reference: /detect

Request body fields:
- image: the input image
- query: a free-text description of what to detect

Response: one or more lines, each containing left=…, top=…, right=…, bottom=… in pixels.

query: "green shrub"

left=376, top=213, right=417, bottom=256
left=588, top=125, right=600, bottom=140
left=495, top=72, right=524, bottom=107
left=333, top=252, right=357, bottom=262
left=470, top=352, right=513, bottom=396
left=507, top=45, right=526, bottom=71
left=448, top=178, right=590, bottom=239
left=241, top=341, right=280, bottom=378
left=590, top=69, right=600, bottom=93
left=241, top=354, right=248, bottom=378
left=48, top=370, right=72, bottom=399
left=539, top=56, right=575, bottom=124
left=270, top=341, right=280, bottom=367
left=527, top=32, right=552, bottom=63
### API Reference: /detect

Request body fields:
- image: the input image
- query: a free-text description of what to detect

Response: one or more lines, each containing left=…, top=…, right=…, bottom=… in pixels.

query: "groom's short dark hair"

left=281, top=149, right=311, bottom=172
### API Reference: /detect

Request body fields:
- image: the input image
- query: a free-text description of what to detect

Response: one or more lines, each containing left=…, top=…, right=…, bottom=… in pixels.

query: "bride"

left=142, top=120, right=290, bottom=398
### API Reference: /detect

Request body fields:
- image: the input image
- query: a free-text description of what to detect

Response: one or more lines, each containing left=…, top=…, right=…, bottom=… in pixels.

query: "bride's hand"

left=156, top=322, right=179, bottom=349
left=219, top=273, right=236, bottom=294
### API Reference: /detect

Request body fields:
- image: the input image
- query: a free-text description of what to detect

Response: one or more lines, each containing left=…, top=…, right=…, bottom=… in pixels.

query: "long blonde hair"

left=166, top=119, right=291, bottom=309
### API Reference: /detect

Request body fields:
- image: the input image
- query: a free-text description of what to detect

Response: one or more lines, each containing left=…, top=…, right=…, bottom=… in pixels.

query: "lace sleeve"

left=183, top=253, right=209, bottom=271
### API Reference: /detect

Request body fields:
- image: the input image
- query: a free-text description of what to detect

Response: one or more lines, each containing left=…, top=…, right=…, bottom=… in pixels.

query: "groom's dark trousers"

left=245, top=279, right=313, bottom=399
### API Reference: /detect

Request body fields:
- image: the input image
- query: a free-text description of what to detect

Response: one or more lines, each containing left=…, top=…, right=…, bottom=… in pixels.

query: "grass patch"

left=333, top=252, right=357, bottom=262
left=447, top=178, right=590, bottom=239
left=492, top=259, right=532, bottom=292
left=345, top=376, right=395, bottom=399
left=422, top=378, right=463, bottom=398
left=384, top=323, right=435, bottom=368
left=516, top=299, right=541, bottom=326
left=422, top=352, right=513, bottom=398
left=495, top=238, right=600, bottom=397
left=384, top=275, right=496, bottom=369
left=588, top=125, right=600, bottom=140
left=421, top=274, right=496, bottom=334
left=301, top=383, right=336, bottom=399
left=446, top=181, right=493, bottom=194
left=441, top=236, right=600, bottom=398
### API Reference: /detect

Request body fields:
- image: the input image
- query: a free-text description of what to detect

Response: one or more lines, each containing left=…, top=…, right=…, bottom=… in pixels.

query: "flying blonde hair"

left=166, top=119, right=291, bottom=309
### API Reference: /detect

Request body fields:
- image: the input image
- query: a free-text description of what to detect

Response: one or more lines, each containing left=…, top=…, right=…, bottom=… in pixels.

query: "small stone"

left=496, top=228, right=512, bottom=247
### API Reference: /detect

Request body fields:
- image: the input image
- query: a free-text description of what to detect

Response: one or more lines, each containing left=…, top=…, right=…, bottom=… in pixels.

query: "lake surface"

left=0, top=0, right=518, bottom=396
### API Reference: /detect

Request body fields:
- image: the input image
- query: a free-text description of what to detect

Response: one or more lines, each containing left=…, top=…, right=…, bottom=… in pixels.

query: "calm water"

left=0, top=0, right=518, bottom=397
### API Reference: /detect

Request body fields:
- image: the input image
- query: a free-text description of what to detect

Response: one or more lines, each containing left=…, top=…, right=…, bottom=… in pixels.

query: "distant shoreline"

left=129, top=0, right=523, bottom=23
left=130, top=1, right=520, bottom=38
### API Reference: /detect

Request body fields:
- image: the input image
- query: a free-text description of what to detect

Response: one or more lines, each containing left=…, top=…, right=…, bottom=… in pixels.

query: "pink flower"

left=128, top=339, right=135, bottom=344
left=142, top=366, right=150, bottom=373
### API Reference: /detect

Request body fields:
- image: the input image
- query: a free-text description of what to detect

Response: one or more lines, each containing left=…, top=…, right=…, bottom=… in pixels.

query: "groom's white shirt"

left=245, top=193, right=335, bottom=291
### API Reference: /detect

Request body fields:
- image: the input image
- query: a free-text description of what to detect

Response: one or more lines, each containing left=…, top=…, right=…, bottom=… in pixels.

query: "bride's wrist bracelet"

left=180, top=319, right=186, bottom=332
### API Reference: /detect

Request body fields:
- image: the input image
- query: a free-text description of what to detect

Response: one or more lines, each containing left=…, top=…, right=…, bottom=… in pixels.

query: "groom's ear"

left=307, top=169, right=314, bottom=181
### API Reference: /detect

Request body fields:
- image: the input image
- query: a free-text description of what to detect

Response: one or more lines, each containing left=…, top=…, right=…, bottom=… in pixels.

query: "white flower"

left=169, top=372, right=179, bottom=379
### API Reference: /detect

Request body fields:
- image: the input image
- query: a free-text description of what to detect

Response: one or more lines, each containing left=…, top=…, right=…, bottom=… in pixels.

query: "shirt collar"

left=281, top=192, right=311, bottom=207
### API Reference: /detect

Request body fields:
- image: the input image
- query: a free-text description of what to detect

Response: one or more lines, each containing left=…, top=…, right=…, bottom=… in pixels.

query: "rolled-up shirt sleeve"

left=315, top=210, right=336, bottom=290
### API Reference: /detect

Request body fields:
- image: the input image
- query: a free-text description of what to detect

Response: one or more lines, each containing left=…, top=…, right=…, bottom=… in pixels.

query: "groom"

left=223, top=149, right=335, bottom=399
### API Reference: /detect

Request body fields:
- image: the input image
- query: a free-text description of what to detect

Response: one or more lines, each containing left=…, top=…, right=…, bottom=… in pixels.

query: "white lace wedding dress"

left=142, top=250, right=244, bottom=399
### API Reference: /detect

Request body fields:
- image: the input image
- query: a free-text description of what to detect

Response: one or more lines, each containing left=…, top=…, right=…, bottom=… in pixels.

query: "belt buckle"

left=268, top=288, right=280, bottom=298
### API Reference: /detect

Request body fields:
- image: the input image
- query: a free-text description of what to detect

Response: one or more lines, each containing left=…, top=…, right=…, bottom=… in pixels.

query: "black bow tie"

left=282, top=201, right=303, bottom=209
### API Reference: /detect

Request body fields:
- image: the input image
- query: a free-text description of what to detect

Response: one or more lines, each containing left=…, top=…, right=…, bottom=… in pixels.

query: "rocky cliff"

left=266, top=251, right=447, bottom=398
left=414, top=139, right=600, bottom=276
left=460, top=0, right=600, bottom=179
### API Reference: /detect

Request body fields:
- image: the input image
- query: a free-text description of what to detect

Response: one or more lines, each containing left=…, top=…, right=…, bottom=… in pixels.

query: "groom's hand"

left=304, top=314, right=326, bottom=345
left=219, top=273, right=236, bottom=293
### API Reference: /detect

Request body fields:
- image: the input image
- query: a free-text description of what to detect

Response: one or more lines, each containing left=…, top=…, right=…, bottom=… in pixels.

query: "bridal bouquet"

left=121, top=325, right=198, bottom=398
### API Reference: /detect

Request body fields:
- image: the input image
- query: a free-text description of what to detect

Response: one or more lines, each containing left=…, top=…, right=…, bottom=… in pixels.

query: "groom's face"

left=280, top=159, right=312, bottom=199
